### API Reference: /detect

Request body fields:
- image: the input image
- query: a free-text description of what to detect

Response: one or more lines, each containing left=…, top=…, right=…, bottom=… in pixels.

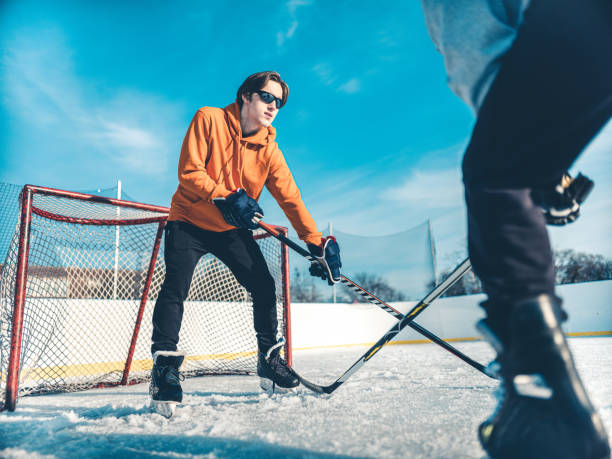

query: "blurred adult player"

left=149, top=71, right=341, bottom=413
left=421, top=0, right=611, bottom=457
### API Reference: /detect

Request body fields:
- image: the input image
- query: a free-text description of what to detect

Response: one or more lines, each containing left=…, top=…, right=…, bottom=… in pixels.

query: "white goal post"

left=0, top=185, right=291, bottom=411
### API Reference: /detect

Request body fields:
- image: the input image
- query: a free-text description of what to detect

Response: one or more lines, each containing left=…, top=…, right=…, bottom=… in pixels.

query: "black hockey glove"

left=213, top=189, right=263, bottom=230
left=307, top=236, right=342, bottom=285
left=531, top=172, right=594, bottom=226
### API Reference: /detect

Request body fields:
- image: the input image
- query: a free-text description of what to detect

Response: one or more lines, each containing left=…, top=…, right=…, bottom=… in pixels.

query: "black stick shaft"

left=408, top=321, right=487, bottom=373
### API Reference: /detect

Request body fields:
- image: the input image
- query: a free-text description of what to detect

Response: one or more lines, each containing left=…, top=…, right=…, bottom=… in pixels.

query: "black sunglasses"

left=255, top=91, right=283, bottom=109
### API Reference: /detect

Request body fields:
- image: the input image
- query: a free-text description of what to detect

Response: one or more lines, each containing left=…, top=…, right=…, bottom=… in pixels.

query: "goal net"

left=0, top=185, right=291, bottom=411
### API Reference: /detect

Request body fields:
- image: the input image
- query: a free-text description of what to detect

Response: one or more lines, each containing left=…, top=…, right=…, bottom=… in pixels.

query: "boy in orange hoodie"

left=149, top=71, right=341, bottom=409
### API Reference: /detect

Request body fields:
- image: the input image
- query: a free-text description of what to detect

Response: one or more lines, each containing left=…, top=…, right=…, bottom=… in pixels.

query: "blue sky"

left=1, top=0, right=611, bottom=267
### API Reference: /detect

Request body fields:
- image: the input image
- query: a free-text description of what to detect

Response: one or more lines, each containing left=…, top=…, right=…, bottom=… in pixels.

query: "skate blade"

left=260, top=377, right=297, bottom=394
left=151, top=400, right=178, bottom=418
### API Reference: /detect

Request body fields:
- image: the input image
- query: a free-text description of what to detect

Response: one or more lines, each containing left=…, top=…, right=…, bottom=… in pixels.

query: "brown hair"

left=236, top=71, right=289, bottom=108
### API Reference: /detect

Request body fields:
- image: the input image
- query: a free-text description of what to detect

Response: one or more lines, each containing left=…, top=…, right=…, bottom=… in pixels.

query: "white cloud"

left=97, top=121, right=159, bottom=151
left=312, top=64, right=362, bottom=94
left=2, top=31, right=85, bottom=127
left=338, top=78, right=361, bottom=94
left=260, top=155, right=466, bottom=245
left=312, top=63, right=337, bottom=86
left=378, top=30, right=399, bottom=48
left=381, top=168, right=464, bottom=209
left=287, top=0, right=311, bottom=15
left=277, top=0, right=311, bottom=47
left=2, top=28, right=178, bottom=175
left=277, top=21, right=298, bottom=47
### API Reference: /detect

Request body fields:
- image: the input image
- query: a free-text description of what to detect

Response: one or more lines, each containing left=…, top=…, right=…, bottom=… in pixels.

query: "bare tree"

left=339, top=272, right=406, bottom=303
left=428, top=268, right=483, bottom=298
left=290, top=268, right=324, bottom=303
left=554, top=249, right=612, bottom=284
left=436, top=248, right=611, bottom=297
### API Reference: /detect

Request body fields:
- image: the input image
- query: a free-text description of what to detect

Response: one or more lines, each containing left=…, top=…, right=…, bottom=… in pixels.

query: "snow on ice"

left=1, top=338, right=610, bottom=458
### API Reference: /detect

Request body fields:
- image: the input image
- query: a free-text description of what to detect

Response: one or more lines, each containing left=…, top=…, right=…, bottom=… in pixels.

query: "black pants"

left=151, top=220, right=278, bottom=355
left=462, top=0, right=612, bottom=308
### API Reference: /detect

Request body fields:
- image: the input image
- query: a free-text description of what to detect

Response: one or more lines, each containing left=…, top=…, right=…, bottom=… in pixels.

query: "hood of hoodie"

left=224, top=102, right=276, bottom=147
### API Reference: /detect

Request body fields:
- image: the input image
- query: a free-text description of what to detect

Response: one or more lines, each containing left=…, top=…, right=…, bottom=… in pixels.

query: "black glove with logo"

left=531, top=172, right=594, bottom=226
left=307, top=236, right=342, bottom=285
left=213, top=189, right=263, bottom=230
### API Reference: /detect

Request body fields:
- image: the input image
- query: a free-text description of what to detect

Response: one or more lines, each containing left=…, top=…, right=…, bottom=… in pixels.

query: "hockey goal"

left=0, top=185, right=291, bottom=411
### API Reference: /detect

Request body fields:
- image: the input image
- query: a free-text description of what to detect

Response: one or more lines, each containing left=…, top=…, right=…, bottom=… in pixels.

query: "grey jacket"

left=421, top=0, right=531, bottom=113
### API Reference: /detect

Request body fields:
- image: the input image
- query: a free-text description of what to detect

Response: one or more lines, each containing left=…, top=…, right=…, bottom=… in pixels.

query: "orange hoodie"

left=168, top=102, right=322, bottom=245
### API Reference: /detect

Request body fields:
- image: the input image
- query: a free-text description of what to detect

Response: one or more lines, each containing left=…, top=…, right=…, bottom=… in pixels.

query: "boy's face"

left=241, top=80, right=282, bottom=132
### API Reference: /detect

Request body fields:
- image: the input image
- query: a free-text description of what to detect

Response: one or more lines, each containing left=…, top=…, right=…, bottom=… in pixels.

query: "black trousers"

left=151, top=220, right=278, bottom=355
left=462, top=0, right=612, bottom=308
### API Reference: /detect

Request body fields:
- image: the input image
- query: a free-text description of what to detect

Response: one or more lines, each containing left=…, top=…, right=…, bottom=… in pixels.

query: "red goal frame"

left=3, top=184, right=291, bottom=411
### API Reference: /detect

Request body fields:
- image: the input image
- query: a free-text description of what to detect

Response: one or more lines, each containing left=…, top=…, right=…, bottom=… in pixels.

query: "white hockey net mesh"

left=0, top=188, right=289, bottom=408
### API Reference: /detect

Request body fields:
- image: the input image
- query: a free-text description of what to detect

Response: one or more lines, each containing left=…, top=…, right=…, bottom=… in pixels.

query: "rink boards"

left=4, top=280, right=610, bottom=383
left=291, top=279, right=612, bottom=350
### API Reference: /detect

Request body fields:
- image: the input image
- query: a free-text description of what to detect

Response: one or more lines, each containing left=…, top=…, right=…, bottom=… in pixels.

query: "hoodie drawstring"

left=218, top=104, right=271, bottom=194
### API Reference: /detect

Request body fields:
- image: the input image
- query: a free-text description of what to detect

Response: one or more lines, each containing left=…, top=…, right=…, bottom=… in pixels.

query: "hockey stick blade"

left=294, top=258, right=473, bottom=394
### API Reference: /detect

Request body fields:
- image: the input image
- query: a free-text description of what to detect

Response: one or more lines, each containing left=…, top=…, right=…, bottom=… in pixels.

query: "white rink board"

left=291, top=280, right=612, bottom=349
left=11, top=280, right=611, bottom=377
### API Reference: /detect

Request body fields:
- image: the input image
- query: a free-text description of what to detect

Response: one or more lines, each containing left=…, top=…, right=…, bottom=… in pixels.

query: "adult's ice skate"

left=257, top=338, right=299, bottom=393
left=149, top=351, right=185, bottom=418
left=477, top=295, right=610, bottom=459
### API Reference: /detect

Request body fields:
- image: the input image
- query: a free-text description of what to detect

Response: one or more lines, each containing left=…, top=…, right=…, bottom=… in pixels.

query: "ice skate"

left=149, top=351, right=185, bottom=418
left=257, top=338, right=299, bottom=394
left=477, top=294, right=610, bottom=459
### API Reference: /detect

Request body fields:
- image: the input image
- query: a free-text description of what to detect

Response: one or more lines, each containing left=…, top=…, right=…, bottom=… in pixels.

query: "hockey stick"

left=256, top=221, right=490, bottom=379
left=296, top=257, right=473, bottom=394
left=338, top=275, right=489, bottom=376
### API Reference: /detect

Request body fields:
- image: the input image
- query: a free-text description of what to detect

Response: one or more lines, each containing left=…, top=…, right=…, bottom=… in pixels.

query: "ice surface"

left=1, top=338, right=610, bottom=458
